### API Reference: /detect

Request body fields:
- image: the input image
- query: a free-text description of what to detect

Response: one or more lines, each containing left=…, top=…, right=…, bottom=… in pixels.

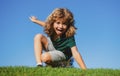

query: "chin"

left=57, top=34, right=62, bottom=36
left=56, top=33, right=62, bottom=36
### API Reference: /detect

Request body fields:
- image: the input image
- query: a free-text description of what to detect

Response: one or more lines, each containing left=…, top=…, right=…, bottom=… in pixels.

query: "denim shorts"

left=43, top=37, right=66, bottom=62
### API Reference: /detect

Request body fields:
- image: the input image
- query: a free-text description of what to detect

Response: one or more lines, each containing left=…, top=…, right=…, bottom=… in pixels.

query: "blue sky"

left=0, top=0, right=120, bottom=69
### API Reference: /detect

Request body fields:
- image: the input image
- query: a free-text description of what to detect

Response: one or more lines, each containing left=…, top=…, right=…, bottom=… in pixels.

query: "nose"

left=59, top=24, right=63, bottom=28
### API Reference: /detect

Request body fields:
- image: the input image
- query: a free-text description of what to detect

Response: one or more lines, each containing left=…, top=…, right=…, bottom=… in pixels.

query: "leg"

left=41, top=52, right=52, bottom=64
left=42, top=50, right=66, bottom=67
left=34, top=34, right=48, bottom=65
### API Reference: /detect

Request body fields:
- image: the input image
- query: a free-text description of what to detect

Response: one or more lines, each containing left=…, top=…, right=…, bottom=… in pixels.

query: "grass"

left=0, top=66, right=120, bottom=76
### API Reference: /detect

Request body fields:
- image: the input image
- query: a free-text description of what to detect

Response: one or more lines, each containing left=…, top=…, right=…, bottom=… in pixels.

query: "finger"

left=29, top=17, right=32, bottom=20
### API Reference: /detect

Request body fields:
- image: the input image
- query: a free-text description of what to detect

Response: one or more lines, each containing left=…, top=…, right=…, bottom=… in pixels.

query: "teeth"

left=57, top=28, right=62, bottom=31
left=58, top=29, right=62, bottom=31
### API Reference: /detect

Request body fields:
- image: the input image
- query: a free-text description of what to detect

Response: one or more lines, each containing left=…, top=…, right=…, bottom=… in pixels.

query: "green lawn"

left=0, top=66, right=120, bottom=76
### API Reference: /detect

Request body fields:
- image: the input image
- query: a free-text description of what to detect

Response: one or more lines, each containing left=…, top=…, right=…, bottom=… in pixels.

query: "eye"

left=56, top=21, right=60, bottom=24
left=63, top=23, right=67, bottom=26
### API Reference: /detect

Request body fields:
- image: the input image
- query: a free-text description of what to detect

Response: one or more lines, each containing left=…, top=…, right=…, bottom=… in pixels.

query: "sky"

left=0, top=0, right=120, bottom=69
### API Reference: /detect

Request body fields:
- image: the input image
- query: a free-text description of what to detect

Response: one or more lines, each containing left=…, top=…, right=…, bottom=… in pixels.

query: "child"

left=29, top=8, right=87, bottom=69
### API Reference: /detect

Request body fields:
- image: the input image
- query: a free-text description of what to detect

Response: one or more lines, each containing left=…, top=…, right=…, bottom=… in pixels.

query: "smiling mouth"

left=56, top=28, right=63, bottom=32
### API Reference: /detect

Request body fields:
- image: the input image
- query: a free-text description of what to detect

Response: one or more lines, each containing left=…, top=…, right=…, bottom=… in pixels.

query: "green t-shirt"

left=51, top=36, right=76, bottom=60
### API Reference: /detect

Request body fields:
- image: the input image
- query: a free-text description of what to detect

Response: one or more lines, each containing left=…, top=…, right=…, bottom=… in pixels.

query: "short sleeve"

left=67, top=36, right=76, bottom=48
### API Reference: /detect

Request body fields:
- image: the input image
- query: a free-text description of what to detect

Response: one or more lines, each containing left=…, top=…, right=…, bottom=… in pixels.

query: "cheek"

left=64, top=26, right=68, bottom=31
left=53, top=23, right=56, bottom=29
left=53, top=23, right=57, bottom=28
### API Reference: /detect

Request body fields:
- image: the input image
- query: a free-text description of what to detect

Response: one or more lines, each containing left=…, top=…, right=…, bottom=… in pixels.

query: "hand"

left=29, top=16, right=38, bottom=23
left=29, top=16, right=46, bottom=27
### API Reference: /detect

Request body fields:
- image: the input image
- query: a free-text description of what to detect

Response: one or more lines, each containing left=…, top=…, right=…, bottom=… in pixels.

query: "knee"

left=42, top=53, right=51, bottom=63
left=34, top=34, right=43, bottom=41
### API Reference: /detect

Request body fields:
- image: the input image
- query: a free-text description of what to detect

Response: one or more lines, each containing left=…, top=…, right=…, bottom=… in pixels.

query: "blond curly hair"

left=44, top=8, right=77, bottom=38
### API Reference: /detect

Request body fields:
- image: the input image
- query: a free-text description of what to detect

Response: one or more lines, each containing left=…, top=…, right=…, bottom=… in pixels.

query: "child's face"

left=53, top=19, right=68, bottom=36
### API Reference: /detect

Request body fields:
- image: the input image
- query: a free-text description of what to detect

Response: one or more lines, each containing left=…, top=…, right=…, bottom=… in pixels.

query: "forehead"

left=55, top=18, right=67, bottom=23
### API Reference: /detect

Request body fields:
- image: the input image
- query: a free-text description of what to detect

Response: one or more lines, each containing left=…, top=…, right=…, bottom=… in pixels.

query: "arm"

left=29, top=16, right=46, bottom=27
left=71, top=46, right=87, bottom=70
